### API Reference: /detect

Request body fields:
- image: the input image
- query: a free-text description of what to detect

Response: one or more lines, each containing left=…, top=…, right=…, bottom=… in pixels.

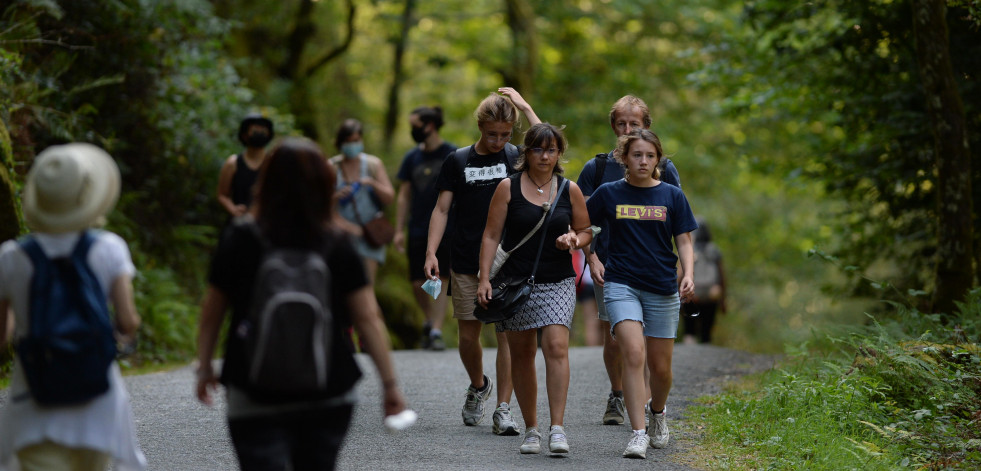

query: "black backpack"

left=16, top=231, right=117, bottom=406
left=242, top=229, right=334, bottom=402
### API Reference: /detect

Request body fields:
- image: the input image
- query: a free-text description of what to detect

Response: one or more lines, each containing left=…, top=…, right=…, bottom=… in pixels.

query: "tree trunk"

left=911, top=0, right=975, bottom=314
left=503, top=0, right=537, bottom=102
left=383, top=0, right=416, bottom=155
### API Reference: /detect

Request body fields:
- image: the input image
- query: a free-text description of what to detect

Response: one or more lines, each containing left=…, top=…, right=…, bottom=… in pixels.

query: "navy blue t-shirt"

left=396, top=142, right=456, bottom=239
left=585, top=180, right=697, bottom=295
left=577, top=151, right=681, bottom=264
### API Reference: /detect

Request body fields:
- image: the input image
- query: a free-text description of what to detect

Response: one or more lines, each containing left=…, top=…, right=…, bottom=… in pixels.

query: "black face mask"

left=410, top=125, right=429, bottom=144
left=246, top=131, right=271, bottom=148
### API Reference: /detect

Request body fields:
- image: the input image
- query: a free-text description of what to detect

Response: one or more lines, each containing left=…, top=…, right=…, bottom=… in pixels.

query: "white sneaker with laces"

left=492, top=402, right=520, bottom=436
left=520, top=428, right=542, bottom=454
left=461, top=375, right=493, bottom=426
left=648, top=404, right=669, bottom=448
left=623, top=430, right=649, bottom=459
left=548, top=425, right=569, bottom=454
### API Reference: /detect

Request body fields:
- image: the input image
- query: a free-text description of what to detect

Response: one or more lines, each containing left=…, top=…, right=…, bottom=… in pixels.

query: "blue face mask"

left=341, top=141, right=363, bottom=159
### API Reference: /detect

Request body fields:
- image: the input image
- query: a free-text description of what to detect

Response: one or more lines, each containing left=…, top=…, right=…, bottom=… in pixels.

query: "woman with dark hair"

left=217, top=114, right=275, bottom=218
left=196, top=137, right=407, bottom=470
left=329, top=119, right=396, bottom=285
left=477, top=123, right=593, bottom=455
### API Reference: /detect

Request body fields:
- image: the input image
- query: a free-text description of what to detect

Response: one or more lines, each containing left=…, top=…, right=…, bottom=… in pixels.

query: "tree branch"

left=303, top=0, right=356, bottom=78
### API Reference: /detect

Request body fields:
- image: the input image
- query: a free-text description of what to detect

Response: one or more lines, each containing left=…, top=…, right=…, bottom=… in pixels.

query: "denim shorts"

left=603, top=282, right=680, bottom=339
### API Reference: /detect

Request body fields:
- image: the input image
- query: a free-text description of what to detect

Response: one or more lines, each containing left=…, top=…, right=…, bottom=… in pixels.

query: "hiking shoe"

left=462, top=375, right=493, bottom=426
left=603, top=391, right=625, bottom=425
left=623, top=431, right=649, bottom=459
left=493, top=403, right=520, bottom=436
left=548, top=425, right=569, bottom=454
left=519, top=428, right=542, bottom=454
left=421, top=322, right=432, bottom=349
left=648, top=404, right=669, bottom=448
left=428, top=333, right=446, bottom=351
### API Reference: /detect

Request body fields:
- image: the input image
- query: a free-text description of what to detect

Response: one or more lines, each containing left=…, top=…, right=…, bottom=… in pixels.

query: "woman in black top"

left=477, top=123, right=592, bottom=455
left=196, top=137, right=407, bottom=470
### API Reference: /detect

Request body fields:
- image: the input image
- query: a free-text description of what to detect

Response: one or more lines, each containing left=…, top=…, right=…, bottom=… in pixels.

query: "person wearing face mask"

left=393, top=106, right=456, bottom=351
left=329, top=119, right=395, bottom=286
left=217, top=113, right=275, bottom=220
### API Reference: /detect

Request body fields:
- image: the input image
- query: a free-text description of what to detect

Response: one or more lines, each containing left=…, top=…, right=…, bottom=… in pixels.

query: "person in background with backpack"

left=683, top=216, right=727, bottom=344
left=393, top=106, right=457, bottom=351
left=217, top=113, right=275, bottom=218
left=424, top=87, right=538, bottom=436
left=0, top=143, right=146, bottom=471
left=196, top=137, right=407, bottom=471
left=329, top=118, right=396, bottom=286
left=576, top=95, right=682, bottom=427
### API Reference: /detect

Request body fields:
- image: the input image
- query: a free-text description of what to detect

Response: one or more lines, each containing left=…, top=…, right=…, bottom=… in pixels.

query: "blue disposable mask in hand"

left=421, top=279, right=442, bottom=300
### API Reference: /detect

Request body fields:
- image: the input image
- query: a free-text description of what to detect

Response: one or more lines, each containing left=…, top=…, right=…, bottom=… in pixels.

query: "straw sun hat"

left=22, top=143, right=121, bottom=234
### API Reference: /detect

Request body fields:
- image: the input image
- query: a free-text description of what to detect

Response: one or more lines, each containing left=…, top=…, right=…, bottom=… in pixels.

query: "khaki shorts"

left=17, top=440, right=110, bottom=471
left=451, top=271, right=479, bottom=320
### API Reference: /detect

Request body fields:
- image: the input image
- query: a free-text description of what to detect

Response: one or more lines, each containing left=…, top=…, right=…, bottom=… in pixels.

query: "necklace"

left=528, top=173, right=549, bottom=194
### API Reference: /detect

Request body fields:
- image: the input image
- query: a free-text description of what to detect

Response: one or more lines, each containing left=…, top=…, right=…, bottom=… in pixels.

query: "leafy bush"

left=692, top=289, right=981, bottom=470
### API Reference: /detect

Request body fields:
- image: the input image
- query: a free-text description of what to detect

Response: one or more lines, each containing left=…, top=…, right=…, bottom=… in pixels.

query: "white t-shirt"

left=0, top=231, right=146, bottom=471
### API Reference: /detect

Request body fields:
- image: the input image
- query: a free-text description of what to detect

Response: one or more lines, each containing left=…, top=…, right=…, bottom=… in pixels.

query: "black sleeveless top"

left=498, top=173, right=575, bottom=283
left=231, top=154, right=259, bottom=207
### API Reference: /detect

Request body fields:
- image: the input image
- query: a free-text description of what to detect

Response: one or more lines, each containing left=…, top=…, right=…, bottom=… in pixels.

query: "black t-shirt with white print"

left=434, top=145, right=515, bottom=275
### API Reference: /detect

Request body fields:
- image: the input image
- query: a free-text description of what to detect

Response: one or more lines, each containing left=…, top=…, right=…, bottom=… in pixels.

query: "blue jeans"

left=227, top=405, right=353, bottom=471
left=603, top=282, right=680, bottom=339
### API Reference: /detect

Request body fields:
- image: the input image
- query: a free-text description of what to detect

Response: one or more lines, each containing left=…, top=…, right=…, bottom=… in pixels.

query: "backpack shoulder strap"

left=504, top=143, right=519, bottom=169
left=453, top=145, right=471, bottom=169
left=595, top=152, right=610, bottom=184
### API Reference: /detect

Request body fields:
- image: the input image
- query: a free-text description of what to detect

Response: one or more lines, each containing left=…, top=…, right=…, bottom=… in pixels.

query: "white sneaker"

left=492, top=402, right=520, bottom=436
left=548, top=425, right=569, bottom=454
left=520, top=428, right=542, bottom=454
left=623, top=430, right=649, bottom=459
left=648, top=404, right=669, bottom=448
left=461, top=375, right=493, bottom=426
left=603, top=391, right=625, bottom=425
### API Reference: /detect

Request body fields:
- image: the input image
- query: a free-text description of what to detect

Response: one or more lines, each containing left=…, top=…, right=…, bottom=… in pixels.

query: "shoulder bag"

left=474, top=177, right=569, bottom=324
left=343, top=162, right=395, bottom=248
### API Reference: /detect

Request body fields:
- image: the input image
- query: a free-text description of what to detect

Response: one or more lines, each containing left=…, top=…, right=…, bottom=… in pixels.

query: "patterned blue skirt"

left=496, top=277, right=576, bottom=332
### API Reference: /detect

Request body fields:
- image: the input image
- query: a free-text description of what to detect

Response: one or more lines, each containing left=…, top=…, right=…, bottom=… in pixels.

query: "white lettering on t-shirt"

left=464, top=163, right=508, bottom=183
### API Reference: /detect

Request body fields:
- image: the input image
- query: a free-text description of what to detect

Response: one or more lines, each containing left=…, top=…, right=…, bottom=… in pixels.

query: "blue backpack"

left=15, top=231, right=117, bottom=406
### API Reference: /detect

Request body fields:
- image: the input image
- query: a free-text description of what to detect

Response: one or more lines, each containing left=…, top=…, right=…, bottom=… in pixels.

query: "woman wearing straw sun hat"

left=0, top=143, right=147, bottom=471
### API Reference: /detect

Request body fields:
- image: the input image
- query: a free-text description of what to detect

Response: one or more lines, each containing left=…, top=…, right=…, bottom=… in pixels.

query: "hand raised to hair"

left=499, top=87, right=530, bottom=112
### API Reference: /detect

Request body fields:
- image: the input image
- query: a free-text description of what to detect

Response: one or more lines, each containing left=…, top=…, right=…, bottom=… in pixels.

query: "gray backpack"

left=692, top=242, right=721, bottom=300
left=245, top=244, right=333, bottom=400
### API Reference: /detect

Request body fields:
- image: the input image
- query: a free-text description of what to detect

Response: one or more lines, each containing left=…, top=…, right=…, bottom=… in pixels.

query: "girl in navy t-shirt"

left=585, top=129, right=697, bottom=459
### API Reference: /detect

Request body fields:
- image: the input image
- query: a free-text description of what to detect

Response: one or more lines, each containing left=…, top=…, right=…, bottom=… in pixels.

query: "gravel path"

left=111, top=344, right=775, bottom=470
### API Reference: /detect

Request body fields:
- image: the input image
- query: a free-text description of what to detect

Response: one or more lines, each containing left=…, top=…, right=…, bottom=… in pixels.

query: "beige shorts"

left=451, top=271, right=479, bottom=320
left=17, top=440, right=110, bottom=471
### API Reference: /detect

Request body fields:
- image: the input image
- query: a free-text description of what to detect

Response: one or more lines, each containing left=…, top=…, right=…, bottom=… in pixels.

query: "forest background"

left=0, top=0, right=977, bottom=363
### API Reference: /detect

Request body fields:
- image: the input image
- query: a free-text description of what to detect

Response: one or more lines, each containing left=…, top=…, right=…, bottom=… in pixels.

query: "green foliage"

left=693, top=290, right=981, bottom=469
left=0, top=0, right=296, bottom=369
left=690, top=0, right=981, bottom=297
